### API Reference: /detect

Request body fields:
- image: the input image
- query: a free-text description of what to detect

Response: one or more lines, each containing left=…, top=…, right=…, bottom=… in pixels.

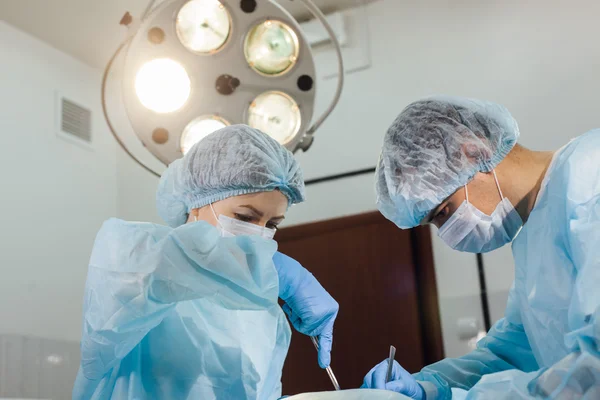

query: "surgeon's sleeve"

left=413, top=288, right=539, bottom=400
left=456, top=195, right=600, bottom=399
left=524, top=195, right=600, bottom=398
left=78, top=218, right=276, bottom=381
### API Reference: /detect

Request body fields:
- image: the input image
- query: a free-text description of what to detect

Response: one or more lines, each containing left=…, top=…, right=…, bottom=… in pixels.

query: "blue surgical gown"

left=413, top=130, right=600, bottom=399
left=72, top=219, right=291, bottom=400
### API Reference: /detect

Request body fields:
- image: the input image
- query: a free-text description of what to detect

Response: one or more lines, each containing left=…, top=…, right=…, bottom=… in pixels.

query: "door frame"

left=278, top=211, right=444, bottom=364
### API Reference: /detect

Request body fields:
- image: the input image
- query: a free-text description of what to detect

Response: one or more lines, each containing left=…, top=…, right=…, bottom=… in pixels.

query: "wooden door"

left=277, top=211, right=443, bottom=395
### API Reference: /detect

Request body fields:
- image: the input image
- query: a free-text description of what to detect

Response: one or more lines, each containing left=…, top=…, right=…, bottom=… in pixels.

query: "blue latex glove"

left=361, top=359, right=425, bottom=400
left=272, top=252, right=339, bottom=369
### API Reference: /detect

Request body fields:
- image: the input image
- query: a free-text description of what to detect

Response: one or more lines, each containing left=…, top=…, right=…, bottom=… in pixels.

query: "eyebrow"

left=239, top=205, right=285, bottom=221
left=239, top=205, right=264, bottom=217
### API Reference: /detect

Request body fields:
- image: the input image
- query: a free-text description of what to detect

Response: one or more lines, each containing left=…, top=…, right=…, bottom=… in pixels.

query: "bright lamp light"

left=135, top=58, right=191, bottom=113
left=180, top=115, right=229, bottom=154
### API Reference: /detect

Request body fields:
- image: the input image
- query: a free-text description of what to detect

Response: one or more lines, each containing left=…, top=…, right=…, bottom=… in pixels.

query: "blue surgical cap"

left=376, top=96, right=520, bottom=229
left=157, top=124, right=305, bottom=227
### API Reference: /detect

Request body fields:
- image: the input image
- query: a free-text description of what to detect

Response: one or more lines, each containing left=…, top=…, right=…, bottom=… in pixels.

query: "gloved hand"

left=272, top=252, right=339, bottom=369
left=361, top=359, right=425, bottom=400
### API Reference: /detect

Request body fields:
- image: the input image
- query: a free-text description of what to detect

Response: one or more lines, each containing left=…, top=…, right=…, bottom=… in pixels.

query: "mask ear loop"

left=465, top=170, right=504, bottom=204
left=492, top=170, right=505, bottom=199
left=209, top=203, right=220, bottom=224
left=209, top=203, right=229, bottom=234
left=191, top=205, right=221, bottom=225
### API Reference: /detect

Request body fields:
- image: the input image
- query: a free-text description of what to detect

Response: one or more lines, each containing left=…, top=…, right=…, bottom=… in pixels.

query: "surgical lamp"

left=102, top=0, right=344, bottom=177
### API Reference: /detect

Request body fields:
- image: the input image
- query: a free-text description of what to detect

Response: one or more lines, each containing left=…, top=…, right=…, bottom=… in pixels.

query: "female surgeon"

left=72, top=125, right=338, bottom=399
left=362, top=97, right=600, bottom=399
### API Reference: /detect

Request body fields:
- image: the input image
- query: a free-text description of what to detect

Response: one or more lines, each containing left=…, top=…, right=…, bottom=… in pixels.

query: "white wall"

left=0, top=21, right=118, bottom=398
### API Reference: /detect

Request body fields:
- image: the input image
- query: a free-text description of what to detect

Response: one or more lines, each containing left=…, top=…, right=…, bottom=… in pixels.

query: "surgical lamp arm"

left=294, top=0, right=345, bottom=150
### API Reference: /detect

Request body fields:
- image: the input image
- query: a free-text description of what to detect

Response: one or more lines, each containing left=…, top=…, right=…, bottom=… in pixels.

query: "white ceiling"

left=0, top=0, right=367, bottom=69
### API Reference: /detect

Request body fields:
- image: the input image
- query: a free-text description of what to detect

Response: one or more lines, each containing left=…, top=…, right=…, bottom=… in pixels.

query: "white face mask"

left=437, top=170, right=523, bottom=253
left=198, top=203, right=277, bottom=240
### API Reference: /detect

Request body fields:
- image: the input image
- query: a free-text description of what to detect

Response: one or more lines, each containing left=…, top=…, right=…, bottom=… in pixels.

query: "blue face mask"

left=437, top=171, right=523, bottom=253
